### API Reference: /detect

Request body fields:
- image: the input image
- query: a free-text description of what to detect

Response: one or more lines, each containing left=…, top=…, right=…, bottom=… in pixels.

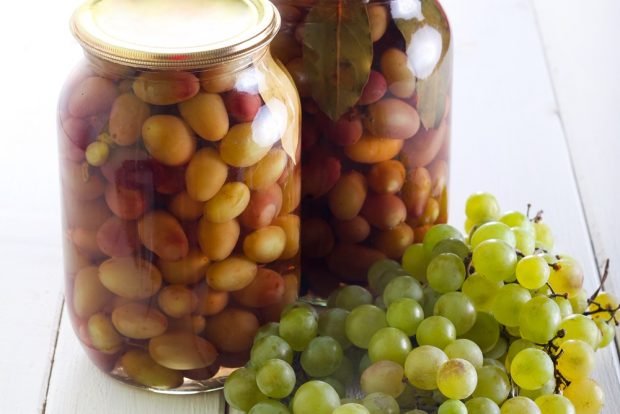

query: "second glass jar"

left=272, top=0, right=453, bottom=296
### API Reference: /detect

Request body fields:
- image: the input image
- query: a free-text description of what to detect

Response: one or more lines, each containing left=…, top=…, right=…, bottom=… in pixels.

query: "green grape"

left=345, top=305, right=387, bottom=349
left=465, top=218, right=476, bottom=234
left=569, top=288, right=589, bottom=314
left=462, top=273, right=503, bottom=312
left=333, top=285, right=373, bottom=311
left=438, top=399, right=467, bottom=414
left=318, top=308, right=352, bottom=349
left=402, top=243, right=431, bottom=283
left=444, top=338, right=484, bottom=368
left=434, top=292, right=477, bottom=335
left=375, top=268, right=411, bottom=297
left=396, top=383, right=430, bottom=409
left=505, top=339, right=536, bottom=372
left=516, top=255, right=550, bottom=290
left=301, top=336, right=343, bottom=377
left=465, top=192, right=501, bottom=223
left=321, top=377, right=345, bottom=398
left=248, top=400, right=291, bottom=414
left=595, top=318, right=615, bottom=349
left=333, top=403, right=371, bottom=414
left=360, top=360, right=406, bottom=397
left=460, top=312, right=500, bottom=353
left=501, top=397, right=541, bottom=414
left=535, top=395, right=576, bottom=414
left=358, top=353, right=372, bottom=374
left=423, top=224, right=465, bottom=253
left=327, top=287, right=344, bottom=308
left=484, top=336, right=508, bottom=360
left=483, top=358, right=506, bottom=370
left=471, top=221, right=516, bottom=249
left=492, top=284, right=532, bottom=327
left=256, top=359, right=296, bottom=399
left=466, top=397, right=501, bottom=414
left=280, top=301, right=317, bottom=319
left=254, top=322, right=280, bottom=344
left=250, top=335, right=294, bottom=368
left=383, top=275, right=424, bottom=306
left=500, top=211, right=534, bottom=232
left=505, top=324, right=522, bottom=337
left=404, top=411, right=430, bottom=414
left=436, top=358, right=478, bottom=399
left=374, top=296, right=386, bottom=309
left=331, top=356, right=355, bottom=386
left=368, top=259, right=401, bottom=289
left=534, top=221, right=554, bottom=250
left=291, top=380, right=341, bottom=414
left=362, top=392, right=400, bottom=414
left=416, top=316, right=456, bottom=349
left=422, top=286, right=442, bottom=317
left=548, top=258, right=584, bottom=298
left=471, top=365, right=511, bottom=404
left=368, top=327, right=412, bottom=365
left=279, top=307, right=318, bottom=351
left=472, top=239, right=517, bottom=282
left=519, top=296, right=561, bottom=344
left=588, top=291, right=620, bottom=322
left=519, top=377, right=555, bottom=400
left=513, top=227, right=536, bottom=256
left=510, top=348, right=554, bottom=390
left=404, top=345, right=448, bottom=390
left=557, top=339, right=595, bottom=381
left=432, top=238, right=470, bottom=260
left=558, top=314, right=601, bottom=348
left=223, top=367, right=267, bottom=411
left=554, top=296, right=573, bottom=319
left=427, top=253, right=466, bottom=293
left=432, top=389, right=449, bottom=405
left=386, top=298, right=424, bottom=336
left=563, top=378, right=604, bottom=414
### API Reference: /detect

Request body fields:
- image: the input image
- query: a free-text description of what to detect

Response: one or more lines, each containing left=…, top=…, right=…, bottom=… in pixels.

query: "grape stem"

left=583, top=259, right=620, bottom=325
left=541, top=330, right=572, bottom=393
left=545, top=283, right=568, bottom=300
left=588, top=259, right=610, bottom=301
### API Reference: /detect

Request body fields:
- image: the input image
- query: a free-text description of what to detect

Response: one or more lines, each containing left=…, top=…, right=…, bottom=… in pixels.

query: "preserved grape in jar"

left=272, top=0, right=452, bottom=296
left=58, top=0, right=301, bottom=392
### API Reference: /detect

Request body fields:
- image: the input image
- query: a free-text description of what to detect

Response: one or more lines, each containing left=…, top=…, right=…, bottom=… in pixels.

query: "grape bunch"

left=224, top=192, right=619, bottom=414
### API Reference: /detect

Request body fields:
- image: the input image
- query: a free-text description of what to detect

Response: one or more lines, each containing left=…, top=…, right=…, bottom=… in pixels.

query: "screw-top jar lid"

left=70, top=0, right=280, bottom=70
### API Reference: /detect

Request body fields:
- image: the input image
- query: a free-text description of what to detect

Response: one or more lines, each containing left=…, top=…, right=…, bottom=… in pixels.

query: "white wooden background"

left=0, top=0, right=618, bottom=412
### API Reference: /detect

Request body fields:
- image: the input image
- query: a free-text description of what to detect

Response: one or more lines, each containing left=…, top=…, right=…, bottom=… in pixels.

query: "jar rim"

left=70, top=0, right=281, bottom=70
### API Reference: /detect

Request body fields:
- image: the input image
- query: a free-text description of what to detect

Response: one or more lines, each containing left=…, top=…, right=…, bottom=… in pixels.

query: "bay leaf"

left=303, top=0, right=373, bottom=121
left=392, top=0, right=452, bottom=129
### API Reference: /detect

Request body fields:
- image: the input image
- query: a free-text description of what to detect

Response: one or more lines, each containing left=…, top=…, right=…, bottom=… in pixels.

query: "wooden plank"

left=0, top=0, right=80, bottom=412
left=531, top=0, right=620, bottom=341
left=43, top=308, right=226, bottom=414
left=440, top=0, right=620, bottom=410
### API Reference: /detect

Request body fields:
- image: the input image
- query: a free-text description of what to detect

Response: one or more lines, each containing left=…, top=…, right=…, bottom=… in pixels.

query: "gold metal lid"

left=70, top=0, right=280, bottom=70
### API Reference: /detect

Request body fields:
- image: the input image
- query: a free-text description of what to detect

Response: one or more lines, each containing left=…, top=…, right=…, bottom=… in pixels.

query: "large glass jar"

left=58, top=0, right=301, bottom=393
left=272, top=0, right=452, bottom=296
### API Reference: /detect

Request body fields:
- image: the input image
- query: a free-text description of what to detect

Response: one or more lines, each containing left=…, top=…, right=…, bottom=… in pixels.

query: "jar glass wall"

left=58, top=0, right=300, bottom=393
left=272, top=0, right=452, bottom=297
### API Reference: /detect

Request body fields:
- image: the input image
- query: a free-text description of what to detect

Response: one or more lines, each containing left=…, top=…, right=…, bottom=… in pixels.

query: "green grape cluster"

left=223, top=192, right=618, bottom=414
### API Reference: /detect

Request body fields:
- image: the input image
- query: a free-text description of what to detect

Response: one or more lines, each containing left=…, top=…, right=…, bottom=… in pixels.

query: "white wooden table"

left=0, top=0, right=618, bottom=412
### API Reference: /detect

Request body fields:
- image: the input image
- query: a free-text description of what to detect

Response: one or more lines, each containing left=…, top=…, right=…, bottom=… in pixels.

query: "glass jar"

left=271, top=0, right=452, bottom=297
left=58, top=0, right=301, bottom=393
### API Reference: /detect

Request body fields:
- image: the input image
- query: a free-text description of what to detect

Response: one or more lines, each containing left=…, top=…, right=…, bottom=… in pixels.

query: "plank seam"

left=40, top=297, right=65, bottom=414
left=528, top=0, right=620, bottom=358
